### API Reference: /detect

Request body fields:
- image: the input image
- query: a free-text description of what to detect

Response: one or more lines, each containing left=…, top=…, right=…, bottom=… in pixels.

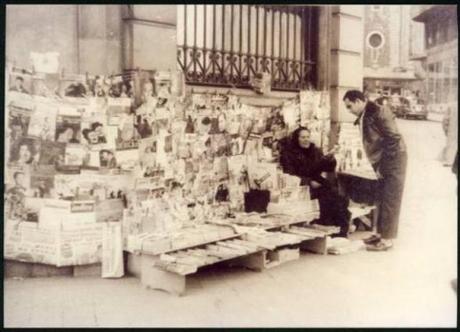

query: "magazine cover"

left=64, top=144, right=89, bottom=166
left=30, top=164, right=55, bottom=198
left=39, top=141, right=66, bottom=167
left=32, top=73, right=61, bottom=98
left=8, top=68, right=33, bottom=94
left=108, top=97, right=132, bottom=126
left=116, top=112, right=139, bottom=150
left=4, top=165, right=31, bottom=220
left=55, top=114, right=82, bottom=144
left=59, top=73, right=88, bottom=98
left=7, top=104, right=33, bottom=143
left=81, top=114, right=108, bottom=146
left=27, top=101, right=58, bottom=141
left=8, top=136, right=41, bottom=166
left=99, top=149, right=118, bottom=169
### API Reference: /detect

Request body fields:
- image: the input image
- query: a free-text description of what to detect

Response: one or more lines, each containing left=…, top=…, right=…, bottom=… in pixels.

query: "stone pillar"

left=77, top=5, right=123, bottom=75
left=122, top=5, right=177, bottom=71
left=320, top=5, right=364, bottom=147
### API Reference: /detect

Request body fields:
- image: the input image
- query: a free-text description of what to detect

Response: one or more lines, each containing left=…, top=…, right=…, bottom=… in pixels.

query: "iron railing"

left=177, top=5, right=318, bottom=91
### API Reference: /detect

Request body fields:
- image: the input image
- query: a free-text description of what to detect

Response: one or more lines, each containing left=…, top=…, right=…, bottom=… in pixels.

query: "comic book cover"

left=31, top=72, right=61, bottom=98
left=81, top=113, right=108, bottom=147
left=8, top=136, right=41, bottom=166
left=4, top=165, right=31, bottom=220
left=116, top=112, right=139, bottom=150
left=170, top=70, right=185, bottom=97
left=95, top=199, right=124, bottom=223
left=115, top=148, right=138, bottom=171
left=39, top=141, right=66, bottom=167
left=27, top=101, right=58, bottom=141
left=30, top=165, right=55, bottom=198
left=64, top=144, right=89, bottom=167
left=59, top=73, right=87, bottom=98
left=8, top=68, right=33, bottom=95
left=108, top=97, right=132, bottom=126
left=55, top=114, right=82, bottom=144
left=7, top=104, right=33, bottom=143
left=99, top=149, right=118, bottom=169
left=246, top=158, right=278, bottom=191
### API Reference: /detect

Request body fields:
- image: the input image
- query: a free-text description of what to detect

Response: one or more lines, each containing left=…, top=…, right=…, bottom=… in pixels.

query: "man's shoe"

left=363, top=234, right=381, bottom=245
left=366, top=239, right=393, bottom=251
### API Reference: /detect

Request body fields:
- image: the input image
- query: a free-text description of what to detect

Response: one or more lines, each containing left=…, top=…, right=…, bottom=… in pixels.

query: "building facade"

left=362, top=5, right=424, bottom=99
left=412, top=5, right=458, bottom=115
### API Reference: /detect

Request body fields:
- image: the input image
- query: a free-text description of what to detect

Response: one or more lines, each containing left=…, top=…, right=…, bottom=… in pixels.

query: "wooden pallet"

left=139, top=222, right=338, bottom=295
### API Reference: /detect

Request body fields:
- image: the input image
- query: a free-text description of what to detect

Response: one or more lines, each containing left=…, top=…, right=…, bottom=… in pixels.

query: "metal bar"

left=279, top=9, right=282, bottom=59
left=122, top=17, right=176, bottom=28
left=263, top=6, right=267, bottom=58
left=239, top=4, right=243, bottom=80
left=300, top=8, right=305, bottom=88
left=230, top=5, right=234, bottom=80
left=194, top=5, right=197, bottom=77
left=286, top=8, right=290, bottom=83
left=256, top=5, right=259, bottom=72
left=279, top=9, right=282, bottom=82
left=184, top=5, right=188, bottom=73
left=248, top=5, right=251, bottom=79
left=294, top=9, right=297, bottom=61
left=222, top=5, right=226, bottom=77
left=194, top=5, right=197, bottom=46
left=212, top=5, right=216, bottom=80
left=204, top=5, right=207, bottom=78
left=287, top=8, right=290, bottom=61
left=307, top=6, right=312, bottom=64
left=271, top=8, right=274, bottom=78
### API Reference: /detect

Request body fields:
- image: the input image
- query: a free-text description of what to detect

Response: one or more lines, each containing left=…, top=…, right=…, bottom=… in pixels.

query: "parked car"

left=374, top=96, right=408, bottom=118
left=374, top=95, right=426, bottom=120
left=402, top=98, right=428, bottom=120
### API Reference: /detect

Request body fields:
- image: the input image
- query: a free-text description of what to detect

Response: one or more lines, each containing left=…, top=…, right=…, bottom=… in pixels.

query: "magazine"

left=55, top=114, right=82, bottom=144
left=39, top=141, right=66, bottom=167
left=27, top=101, right=58, bottom=141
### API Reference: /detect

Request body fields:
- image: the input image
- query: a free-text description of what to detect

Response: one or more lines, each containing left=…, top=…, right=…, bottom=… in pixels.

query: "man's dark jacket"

left=354, top=101, right=406, bottom=173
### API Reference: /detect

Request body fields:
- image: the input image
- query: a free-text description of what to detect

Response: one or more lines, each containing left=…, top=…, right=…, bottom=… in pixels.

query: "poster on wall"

left=30, top=52, right=60, bottom=74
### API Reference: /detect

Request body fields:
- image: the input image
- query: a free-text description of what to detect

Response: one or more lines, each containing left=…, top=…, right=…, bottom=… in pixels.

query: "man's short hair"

left=343, top=90, right=366, bottom=102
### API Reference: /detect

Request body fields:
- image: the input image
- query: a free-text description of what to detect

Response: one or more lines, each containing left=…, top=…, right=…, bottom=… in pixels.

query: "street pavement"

left=4, top=118, right=458, bottom=328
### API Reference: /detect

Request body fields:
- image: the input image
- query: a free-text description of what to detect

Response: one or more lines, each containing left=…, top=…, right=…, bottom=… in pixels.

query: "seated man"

left=279, top=126, right=350, bottom=237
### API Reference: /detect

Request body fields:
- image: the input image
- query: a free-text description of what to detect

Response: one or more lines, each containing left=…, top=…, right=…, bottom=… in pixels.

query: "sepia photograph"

left=3, top=3, right=458, bottom=328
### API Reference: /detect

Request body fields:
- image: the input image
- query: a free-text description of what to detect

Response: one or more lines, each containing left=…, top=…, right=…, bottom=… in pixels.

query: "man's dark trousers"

left=377, top=151, right=407, bottom=239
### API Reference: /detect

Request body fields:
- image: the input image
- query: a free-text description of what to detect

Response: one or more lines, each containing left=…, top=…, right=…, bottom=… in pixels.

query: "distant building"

left=363, top=5, right=424, bottom=99
left=412, top=5, right=458, bottom=116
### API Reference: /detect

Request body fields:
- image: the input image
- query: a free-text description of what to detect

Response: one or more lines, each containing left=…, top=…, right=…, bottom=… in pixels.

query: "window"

left=176, top=5, right=319, bottom=91
left=426, top=23, right=435, bottom=48
left=447, top=16, right=458, bottom=41
left=367, top=32, right=384, bottom=49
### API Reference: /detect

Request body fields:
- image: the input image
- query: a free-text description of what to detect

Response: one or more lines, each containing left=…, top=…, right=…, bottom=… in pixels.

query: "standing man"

left=343, top=90, right=407, bottom=251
